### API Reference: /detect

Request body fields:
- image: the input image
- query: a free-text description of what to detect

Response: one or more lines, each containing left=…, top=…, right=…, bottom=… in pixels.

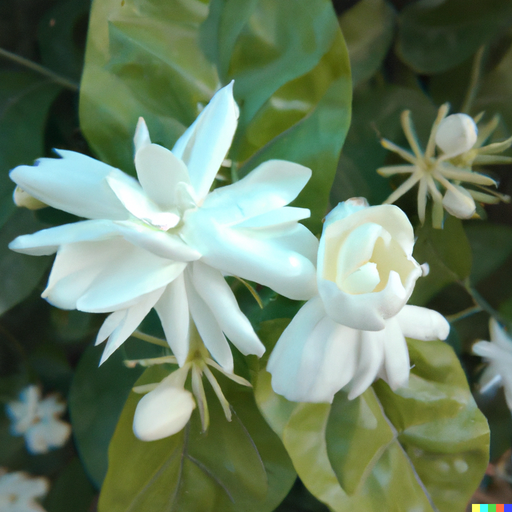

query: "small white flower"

left=5, top=385, right=71, bottom=455
left=267, top=199, right=450, bottom=403
left=378, top=106, right=511, bottom=228
left=0, top=468, right=48, bottom=512
left=472, top=318, right=512, bottom=410
left=9, top=82, right=318, bottom=372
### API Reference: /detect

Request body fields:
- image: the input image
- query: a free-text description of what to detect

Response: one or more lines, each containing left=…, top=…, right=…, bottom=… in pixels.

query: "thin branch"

left=0, top=47, right=79, bottom=92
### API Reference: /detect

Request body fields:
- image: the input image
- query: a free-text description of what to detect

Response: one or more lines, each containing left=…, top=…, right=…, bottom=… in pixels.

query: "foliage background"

left=0, top=0, right=512, bottom=510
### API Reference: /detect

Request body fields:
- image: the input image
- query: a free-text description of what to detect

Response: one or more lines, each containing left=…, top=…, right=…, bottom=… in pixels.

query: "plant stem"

left=0, top=47, right=79, bottom=92
left=132, top=330, right=168, bottom=347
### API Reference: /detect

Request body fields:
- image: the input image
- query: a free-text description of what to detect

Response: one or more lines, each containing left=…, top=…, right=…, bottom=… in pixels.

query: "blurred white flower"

left=267, top=199, right=450, bottom=403
left=473, top=318, right=512, bottom=410
left=0, top=469, right=48, bottom=512
left=378, top=105, right=511, bottom=228
left=9, top=82, right=318, bottom=371
left=5, top=385, right=71, bottom=455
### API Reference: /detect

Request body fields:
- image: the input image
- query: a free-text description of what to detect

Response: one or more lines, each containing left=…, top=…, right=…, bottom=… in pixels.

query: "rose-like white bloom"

left=9, top=82, right=318, bottom=371
left=473, top=318, right=512, bottom=410
left=5, top=385, right=71, bottom=455
left=378, top=105, right=511, bottom=228
left=0, top=469, right=49, bottom=512
left=267, top=198, right=450, bottom=402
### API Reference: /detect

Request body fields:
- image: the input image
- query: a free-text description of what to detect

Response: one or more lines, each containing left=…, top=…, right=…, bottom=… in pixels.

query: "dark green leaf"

left=339, top=0, right=395, bottom=86
left=396, top=0, right=512, bottom=74
left=0, top=209, right=51, bottom=315
left=98, top=366, right=295, bottom=512
left=0, top=71, right=61, bottom=227
left=411, top=215, right=472, bottom=306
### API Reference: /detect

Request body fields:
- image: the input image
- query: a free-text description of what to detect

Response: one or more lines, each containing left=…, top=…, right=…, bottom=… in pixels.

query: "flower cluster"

left=6, top=385, right=71, bottom=455
left=0, top=469, right=48, bottom=512
left=378, top=105, right=512, bottom=228
left=268, top=198, right=450, bottom=402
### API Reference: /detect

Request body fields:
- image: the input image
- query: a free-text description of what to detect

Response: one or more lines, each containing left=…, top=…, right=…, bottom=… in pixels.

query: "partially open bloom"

left=378, top=105, right=511, bottom=228
left=9, top=82, right=317, bottom=371
left=267, top=199, right=450, bottom=403
left=5, top=385, right=71, bottom=455
left=473, top=318, right=512, bottom=410
left=0, top=469, right=48, bottom=512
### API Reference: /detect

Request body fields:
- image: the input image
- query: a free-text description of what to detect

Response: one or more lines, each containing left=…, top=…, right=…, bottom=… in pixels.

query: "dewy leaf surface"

left=99, top=366, right=296, bottom=512
left=80, top=0, right=351, bottom=233
left=255, top=338, right=489, bottom=512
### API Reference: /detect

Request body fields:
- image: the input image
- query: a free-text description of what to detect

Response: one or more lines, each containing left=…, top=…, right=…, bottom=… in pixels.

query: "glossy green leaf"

left=69, top=340, right=163, bottom=488
left=99, top=366, right=295, bottom=512
left=0, top=71, right=61, bottom=227
left=465, top=221, right=512, bottom=284
left=0, top=209, right=51, bottom=315
left=396, top=0, right=512, bottom=74
left=339, top=0, right=395, bottom=86
left=411, top=215, right=472, bottom=306
left=80, top=0, right=351, bottom=233
left=255, top=338, right=489, bottom=512
left=331, top=83, right=437, bottom=208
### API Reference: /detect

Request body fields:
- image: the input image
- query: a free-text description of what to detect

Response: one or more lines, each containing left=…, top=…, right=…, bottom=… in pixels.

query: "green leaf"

left=465, top=221, right=512, bottom=284
left=331, top=83, right=437, bottom=208
left=0, top=71, right=61, bottom=227
left=338, top=0, right=396, bottom=86
left=396, top=0, right=512, bottom=74
left=80, top=0, right=351, bottom=234
left=255, top=339, right=489, bottom=512
left=99, top=366, right=295, bottom=512
left=410, top=215, right=472, bottom=306
left=69, top=340, right=163, bottom=488
left=0, top=209, right=51, bottom=315
left=44, top=458, right=97, bottom=512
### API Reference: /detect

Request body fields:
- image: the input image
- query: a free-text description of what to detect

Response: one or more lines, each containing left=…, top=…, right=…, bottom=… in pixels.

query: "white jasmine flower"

left=0, top=469, right=48, bottom=512
left=267, top=198, right=450, bottom=403
left=9, top=82, right=318, bottom=371
left=378, top=105, right=511, bottom=228
left=5, top=385, right=71, bottom=455
left=473, top=318, right=512, bottom=410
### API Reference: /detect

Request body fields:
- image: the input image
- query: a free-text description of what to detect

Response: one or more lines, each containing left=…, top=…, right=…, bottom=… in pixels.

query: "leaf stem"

left=0, top=47, right=79, bottom=92
left=461, top=46, right=485, bottom=115
left=461, top=278, right=509, bottom=326
left=445, top=305, right=482, bottom=323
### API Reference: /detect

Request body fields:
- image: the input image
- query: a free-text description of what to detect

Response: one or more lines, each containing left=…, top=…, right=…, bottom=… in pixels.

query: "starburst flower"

left=9, top=82, right=318, bottom=371
left=5, top=385, right=71, bottom=455
left=0, top=469, right=49, bottom=512
left=473, top=318, right=512, bottom=410
left=267, top=198, right=450, bottom=403
left=378, top=105, right=512, bottom=228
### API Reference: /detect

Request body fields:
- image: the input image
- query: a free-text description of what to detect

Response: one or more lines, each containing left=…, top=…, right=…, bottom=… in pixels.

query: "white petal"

left=235, top=206, right=310, bottom=229
left=201, top=160, right=311, bottom=225
left=380, top=317, right=410, bottom=391
left=395, top=305, right=450, bottom=341
left=9, top=220, right=121, bottom=256
left=13, top=186, right=47, bottom=209
left=185, top=272, right=234, bottom=372
left=99, top=287, right=166, bottom=364
left=95, top=310, right=125, bottom=345
left=135, top=143, right=190, bottom=209
left=154, top=275, right=190, bottom=366
left=347, top=330, right=385, bottom=399
left=489, top=317, right=512, bottom=348
left=436, top=114, right=478, bottom=157
left=10, top=150, right=131, bottom=220
left=24, top=420, right=70, bottom=454
left=113, top=220, right=201, bottom=261
left=183, top=211, right=317, bottom=300
left=189, top=261, right=264, bottom=357
left=106, top=174, right=179, bottom=229
left=172, top=82, right=239, bottom=201
left=325, top=198, right=369, bottom=225
left=442, top=185, right=476, bottom=219
left=133, top=381, right=195, bottom=441
left=133, top=117, right=151, bottom=154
